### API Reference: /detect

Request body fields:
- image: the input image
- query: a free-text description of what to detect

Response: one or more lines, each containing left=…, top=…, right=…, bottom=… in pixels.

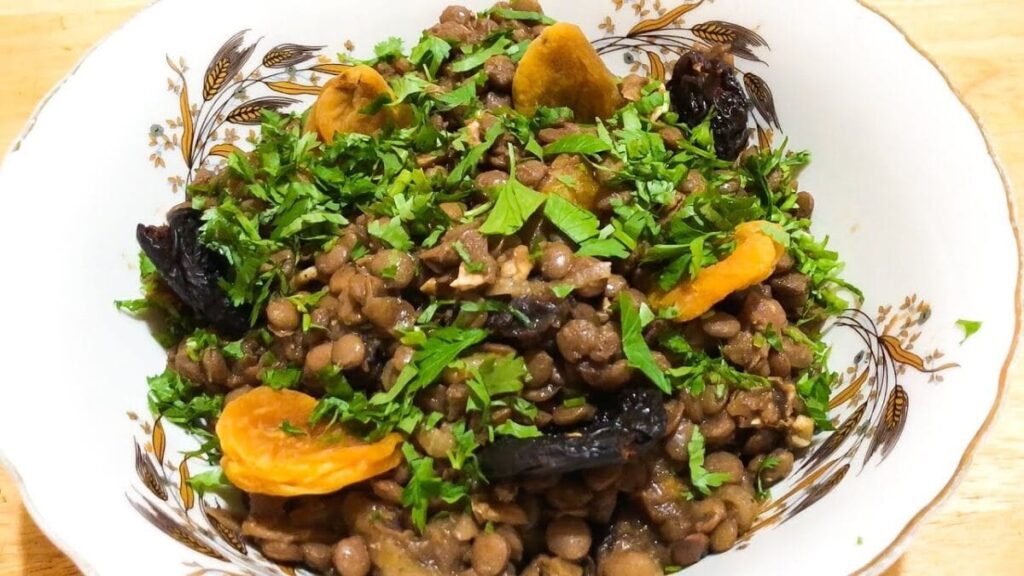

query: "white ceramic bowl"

left=0, top=1, right=1017, bottom=575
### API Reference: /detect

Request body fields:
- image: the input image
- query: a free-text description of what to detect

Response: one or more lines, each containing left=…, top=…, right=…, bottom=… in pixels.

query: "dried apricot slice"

left=216, top=387, right=402, bottom=496
left=512, top=23, right=622, bottom=121
left=313, top=65, right=407, bottom=142
left=651, top=221, right=786, bottom=322
left=541, top=154, right=602, bottom=210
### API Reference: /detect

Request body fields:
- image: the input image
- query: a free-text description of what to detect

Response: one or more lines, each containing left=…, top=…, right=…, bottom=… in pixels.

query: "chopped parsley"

left=184, top=329, right=220, bottom=362
left=661, top=333, right=768, bottom=395
left=410, top=35, right=452, bottom=78
left=687, top=428, right=731, bottom=496
left=279, top=420, right=306, bottom=436
left=115, top=252, right=193, bottom=348
left=486, top=7, right=556, bottom=25
left=311, top=327, right=488, bottom=440
left=543, top=194, right=601, bottom=245
left=618, top=293, right=670, bottom=393
left=754, top=455, right=781, bottom=501
left=493, top=420, right=542, bottom=439
left=551, top=283, right=575, bottom=298
left=401, top=443, right=469, bottom=531
left=146, top=368, right=222, bottom=459
left=260, top=367, right=303, bottom=390
left=187, top=468, right=230, bottom=494
left=956, top=319, right=982, bottom=343
left=221, top=339, right=244, bottom=360
left=479, top=149, right=547, bottom=236
left=542, top=133, right=611, bottom=156
left=453, top=240, right=488, bottom=273
left=451, top=37, right=511, bottom=73
left=466, top=354, right=531, bottom=426
left=562, top=396, right=586, bottom=408
left=373, top=36, right=405, bottom=61
left=368, top=218, right=414, bottom=251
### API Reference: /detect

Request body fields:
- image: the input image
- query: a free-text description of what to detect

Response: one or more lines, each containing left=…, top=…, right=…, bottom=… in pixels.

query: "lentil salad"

left=120, top=2, right=859, bottom=574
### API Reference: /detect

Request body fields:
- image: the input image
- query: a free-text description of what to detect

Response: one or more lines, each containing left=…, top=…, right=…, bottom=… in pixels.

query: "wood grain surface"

left=0, top=1, right=1021, bottom=574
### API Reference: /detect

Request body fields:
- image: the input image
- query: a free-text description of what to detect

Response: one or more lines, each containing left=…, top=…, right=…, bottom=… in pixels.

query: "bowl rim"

left=847, top=2, right=1021, bottom=573
left=0, top=1, right=1018, bottom=575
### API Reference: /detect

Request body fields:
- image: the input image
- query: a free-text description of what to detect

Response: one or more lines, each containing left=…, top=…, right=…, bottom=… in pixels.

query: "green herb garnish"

left=754, top=455, right=781, bottom=501
left=279, top=420, right=307, bottom=437
left=479, top=149, right=547, bottom=236
left=260, top=368, right=303, bottom=390
left=618, top=292, right=671, bottom=393
left=687, top=428, right=731, bottom=496
left=956, top=319, right=982, bottom=343
left=401, top=443, right=469, bottom=531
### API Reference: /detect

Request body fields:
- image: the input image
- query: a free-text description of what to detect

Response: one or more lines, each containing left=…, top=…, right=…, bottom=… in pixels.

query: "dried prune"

left=485, top=295, right=570, bottom=348
left=137, top=206, right=249, bottom=337
left=479, top=388, right=667, bottom=479
left=667, top=50, right=751, bottom=160
left=345, top=332, right=389, bottom=390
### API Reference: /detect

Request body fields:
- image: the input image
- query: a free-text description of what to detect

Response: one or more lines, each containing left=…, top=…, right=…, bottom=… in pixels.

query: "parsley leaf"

left=386, top=74, right=433, bottom=106
left=562, top=396, right=586, bottom=408
left=480, top=355, right=529, bottom=397
left=373, top=36, right=405, bottom=60
left=187, top=468, right=230, bottom=494
left=368, top=218, right=414, bottom=251
left=435, top=80, right=479, bottom=110
left=310, top=392, right=423, bottom=441
left=453, top=241, right=487, bottom=273
left=410, top=35, right=452, bottom=78
left=466, top=355, right=530, bottom=419
left=577, top=237, right=629, bottom=259
left=479, top=152, right=547, bottom=236
left=688, top=428, right=731, bottom=496
left=401, top=443, right=469, bottom=531
left=449, top=122, right=504, bottom=186
left=661, top=332, right=769, bottom=395
left=493, top=421, right=543, bottom=439
left=184, top=329, right=220, bottom=362
left=618, top=293, right=670, bottom=393
left=956, top=319, right=982, bottom=343
left=543, top=194, right=600, bottom=244
left=755, top=455, right=781, bottom=501
left=221, top=340, right=244, bottom=360
left=786, top=329, right=837, bottom=431
left=451, top=37, right=511, bottom=73
left=147, top=369, right=223, bottom=450
left=318, top=365, right=354, bottom=398
left=551, top=284, right=575, bottom=298
left=487, top=7, right=556, bottom=24
left=543, top=133, right=612, bottom=156
left=448, top=421, right=481, bottom=473
left=279, top=419, right=306, bottom=436
left=114, top=298, right=149, bottom=314
left=260, top=368, right=303, bottom=390
left=373, top=327, right=489, bottom=405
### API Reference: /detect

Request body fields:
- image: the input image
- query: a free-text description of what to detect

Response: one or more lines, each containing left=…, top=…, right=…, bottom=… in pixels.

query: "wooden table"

left=1, top=0, right=1021, bottom=574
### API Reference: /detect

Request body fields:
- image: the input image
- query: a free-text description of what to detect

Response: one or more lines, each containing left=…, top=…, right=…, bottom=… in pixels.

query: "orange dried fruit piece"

left=216, top=386, right=402, bottom=496
left=312, top=65, right=409, bottom=142
left=651, top=221, right=787, bottom=322
left=512, top=23, right=623, bottom=122
left=541, top=154, right=602, bottom=210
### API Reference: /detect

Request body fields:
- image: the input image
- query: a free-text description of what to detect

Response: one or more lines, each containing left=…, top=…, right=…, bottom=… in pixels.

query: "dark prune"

left=479, top=388, right=667, bottom=479
left=667, top=50, right=751, bottom=160
left=137, top=206, right=250, bottom=337
left=345, top=332, right=389, bottom=390
left=485, top=295, right=570, bottom=348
